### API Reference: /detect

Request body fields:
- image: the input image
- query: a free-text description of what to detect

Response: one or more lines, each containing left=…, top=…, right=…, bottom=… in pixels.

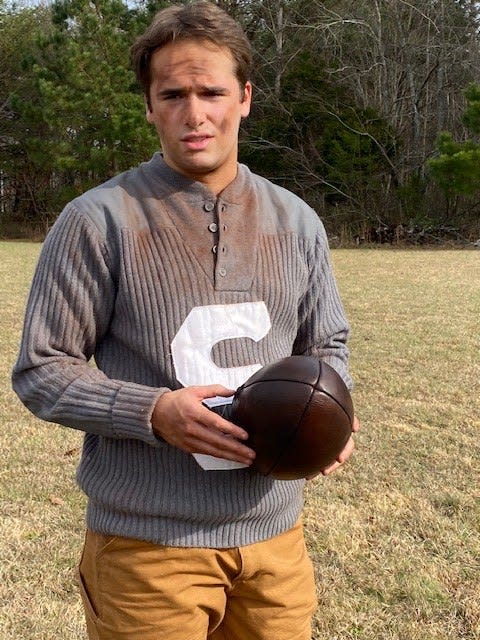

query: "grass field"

left=1, top=241, right=479, bottom=640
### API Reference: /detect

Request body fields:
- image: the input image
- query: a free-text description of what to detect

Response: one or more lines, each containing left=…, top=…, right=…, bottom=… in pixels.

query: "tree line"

left=1, top=0, right=479, bottom=243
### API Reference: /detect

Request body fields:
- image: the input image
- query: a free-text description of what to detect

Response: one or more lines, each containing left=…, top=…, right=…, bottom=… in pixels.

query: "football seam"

left=264, top=380, right=318, bottom=477
left=317, top=388, right=353, bottom=423
left=241, top=378, right=353, bottom=423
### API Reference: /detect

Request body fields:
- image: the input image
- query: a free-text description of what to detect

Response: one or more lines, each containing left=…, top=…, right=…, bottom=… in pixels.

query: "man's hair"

left=131, top=1, right=253, bottom=107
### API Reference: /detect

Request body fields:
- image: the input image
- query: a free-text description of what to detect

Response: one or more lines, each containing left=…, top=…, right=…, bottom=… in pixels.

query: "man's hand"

left=307, top=414, right=360, bottom=480
left=151, top=385, right=256, bottom=466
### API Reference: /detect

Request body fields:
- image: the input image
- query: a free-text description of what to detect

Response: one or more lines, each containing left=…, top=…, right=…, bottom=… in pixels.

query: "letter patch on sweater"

left=171, top=302, right=271, bottom=470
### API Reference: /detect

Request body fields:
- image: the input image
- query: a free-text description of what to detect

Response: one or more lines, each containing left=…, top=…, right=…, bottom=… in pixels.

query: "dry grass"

left=0, top=242, right=87, bottom=639
left=306, top=248, right=480, bottom=639
left=1, top=242, right=479, bottom=639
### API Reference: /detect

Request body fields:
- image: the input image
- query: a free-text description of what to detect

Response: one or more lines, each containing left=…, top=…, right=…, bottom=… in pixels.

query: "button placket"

left=215, top=200, right=229, bottom=281
left=202, top=200, right=218, bottom=261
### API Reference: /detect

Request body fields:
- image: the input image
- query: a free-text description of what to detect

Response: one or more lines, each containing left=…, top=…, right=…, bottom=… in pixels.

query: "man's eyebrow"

left=157, top=85, right=230, bottom=97
left=202, top=86, right=230, bottom=95
left=157, top=87, right=189, bottom=98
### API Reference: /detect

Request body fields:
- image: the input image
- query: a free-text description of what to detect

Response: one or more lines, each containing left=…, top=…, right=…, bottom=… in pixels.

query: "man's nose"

left=185, top=95, right=205, bottom=129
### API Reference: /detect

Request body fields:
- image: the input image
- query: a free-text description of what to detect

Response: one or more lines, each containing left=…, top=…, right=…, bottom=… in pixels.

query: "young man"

left=12, top=2, right=358, bottom=639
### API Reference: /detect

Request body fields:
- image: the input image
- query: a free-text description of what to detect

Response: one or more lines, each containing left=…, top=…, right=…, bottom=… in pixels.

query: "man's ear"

left=240, top=81, right=252, bottom=119
left=145, top=96, right=154, bottom=123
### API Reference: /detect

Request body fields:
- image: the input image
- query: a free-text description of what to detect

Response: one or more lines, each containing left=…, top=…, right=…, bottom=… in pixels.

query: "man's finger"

left=197, top=402, right=250, bottom=441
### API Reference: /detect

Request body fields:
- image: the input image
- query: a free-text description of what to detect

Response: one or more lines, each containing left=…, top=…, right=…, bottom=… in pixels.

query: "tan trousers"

left=77, top=520, right=317, bottom=640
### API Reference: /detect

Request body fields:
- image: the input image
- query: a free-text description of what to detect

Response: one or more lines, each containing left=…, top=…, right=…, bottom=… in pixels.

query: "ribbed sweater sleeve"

left=292, top=221, right=351, bottom=388
left=12, top=204, right=166, bottom=446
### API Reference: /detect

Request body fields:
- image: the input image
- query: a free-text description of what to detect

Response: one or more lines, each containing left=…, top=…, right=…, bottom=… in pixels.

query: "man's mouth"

left=182, top=134, right=212, bottom=151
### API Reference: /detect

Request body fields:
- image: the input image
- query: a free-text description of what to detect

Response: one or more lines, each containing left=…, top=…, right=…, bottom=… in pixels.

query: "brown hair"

left=131, top=1, right=253, bottom=108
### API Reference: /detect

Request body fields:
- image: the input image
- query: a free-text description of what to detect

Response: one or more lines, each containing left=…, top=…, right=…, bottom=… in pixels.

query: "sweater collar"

left=147, top=152, right=252, bottom=205
left=146, top=153, right=259, bottom=293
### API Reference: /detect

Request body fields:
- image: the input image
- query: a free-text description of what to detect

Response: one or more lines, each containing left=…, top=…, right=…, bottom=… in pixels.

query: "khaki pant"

left=77, top=520, right=317, bottom=640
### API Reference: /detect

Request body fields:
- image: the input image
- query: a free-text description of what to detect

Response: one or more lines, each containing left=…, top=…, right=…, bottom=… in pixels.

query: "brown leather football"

left=231, top=356, right=354, bottom=480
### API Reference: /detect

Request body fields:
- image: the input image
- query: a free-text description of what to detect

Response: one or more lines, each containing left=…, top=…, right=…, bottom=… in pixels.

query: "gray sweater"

left=12, top=154, right=350, bottom=548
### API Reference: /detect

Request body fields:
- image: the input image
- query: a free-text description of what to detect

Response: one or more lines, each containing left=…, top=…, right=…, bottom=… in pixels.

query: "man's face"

left=146, top=39, right=252, bottom=194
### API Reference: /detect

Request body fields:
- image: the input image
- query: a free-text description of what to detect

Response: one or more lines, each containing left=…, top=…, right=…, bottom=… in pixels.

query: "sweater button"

left=208, top=222, right=218, bottom=233
left=218, top=268, right=227, bottom=277
left=204, top=202, right=215, bottom=212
